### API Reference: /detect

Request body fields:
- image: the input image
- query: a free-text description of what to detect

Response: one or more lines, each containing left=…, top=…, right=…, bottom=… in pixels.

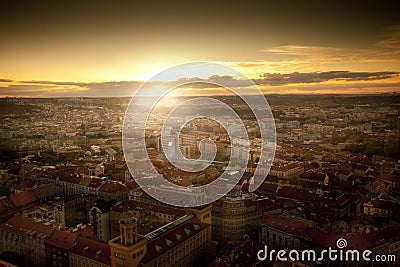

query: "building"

left=319, top=194, right=352, bottom=218
left=0, top=184, right=62, bottom=224
left=364, top=199, right=397, bottom=218
left=0, top=215, right=54, bottom=267
left=298, top=171, right=329, bottom=187
left=261, top=214, right=310, bottom=250
left=45, top=229, right=77, bottom=267
left=63, top=195, right=98, bottom=227
left=108, top=212, right=148, bottom=267
left=57, top=173, right=82, bottom=196
left=109, top=200, right=186, bottom=239
left=24, top=201, right=65, bottom=227
left=89, top=199, right=116, bottom=242
left=212, top=196, right=261, bottom=242
left=98, top=181, right=129, bottom=200
left=269, top=164, right=304, bottom=179
left=69, top=236, right=111, bottom=267
left=109, top=205, right=213, bottom=267
left=179, top=133, right=198, bottom=155
left=378, top=173, right=400, bottom=189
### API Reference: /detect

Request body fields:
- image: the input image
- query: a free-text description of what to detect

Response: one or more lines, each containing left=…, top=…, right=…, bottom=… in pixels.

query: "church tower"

left=109, top=211, right=147, bottom=267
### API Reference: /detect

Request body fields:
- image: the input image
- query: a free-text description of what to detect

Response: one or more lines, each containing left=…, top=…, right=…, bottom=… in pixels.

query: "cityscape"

left=0, top=94, right=399, bottom=266
left=0, top=1, right=400, bottom=266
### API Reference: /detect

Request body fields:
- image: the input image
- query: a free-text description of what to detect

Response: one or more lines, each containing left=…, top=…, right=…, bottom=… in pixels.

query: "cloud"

left=262, top=45, right=345, bottom=56
left=255, top=71, right=399, bottom=86
left=262, top=44, right=400, bottom=63
left=12, top=80, right=143, bottom=97
left=257, top=27, right=400, bottom=74
left=0, top=79, right=13, bottom=82
left=232, top=62, right=268, bottom=68
left=1, top=69, right=399, bottom=97
left=376, top=25, right=400, bottom=49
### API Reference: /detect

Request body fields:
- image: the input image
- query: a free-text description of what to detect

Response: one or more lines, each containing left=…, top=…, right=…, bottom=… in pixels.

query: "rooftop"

left=70, top=236, right=111, bottom=265
left=46, top=229, right=77, bottom=250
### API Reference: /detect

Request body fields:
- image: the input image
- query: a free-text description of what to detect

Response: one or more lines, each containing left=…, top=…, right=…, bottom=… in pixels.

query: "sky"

left=0, top=0, right=399, bottom=97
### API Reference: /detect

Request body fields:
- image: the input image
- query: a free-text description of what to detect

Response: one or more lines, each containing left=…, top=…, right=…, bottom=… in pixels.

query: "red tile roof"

left=257, top=198, right=280, bottom=212
left=14, top=179, right=35, bottom=191
left=99, top=181, right=128, bottom=193
left=299, top=171, right=327, bottom=182
left=78, top=175, right=93, bottom=186
left=141, top=216, right=209, bottom=263
left=0, top=196, right=16, bottom=212
left=88, top=177, right=103, bottom=188
left=276, top=187, right=317, bottom=202
left=9, top=191, right=37, bottom=207
left=262, top=214, right=309, bottom=236
left=1, top=215, right=54, bottom=238
left=32, top=184, right=62, bottom=199
left=46, top=229, right=77, bottom=250
left=379, top=173, right=400, bottom=182
left=111, top=200, right=185, bottom=217
left=59, top=173, right=82, bottom=183
left=303, top=227, right=338, bottom=248
left=70, top=236, right=111, bottom=265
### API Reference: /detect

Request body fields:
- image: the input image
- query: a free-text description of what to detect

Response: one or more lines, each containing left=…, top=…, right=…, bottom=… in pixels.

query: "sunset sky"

left=0, top=0, right=399, bottom=97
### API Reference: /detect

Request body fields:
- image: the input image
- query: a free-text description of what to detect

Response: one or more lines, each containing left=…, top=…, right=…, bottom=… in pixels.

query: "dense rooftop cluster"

left=0, top=95, right=399, bottom=266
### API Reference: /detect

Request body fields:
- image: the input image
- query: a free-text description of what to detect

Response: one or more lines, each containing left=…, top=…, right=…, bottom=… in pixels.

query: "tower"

left=109, top=211, right=147, bottom=267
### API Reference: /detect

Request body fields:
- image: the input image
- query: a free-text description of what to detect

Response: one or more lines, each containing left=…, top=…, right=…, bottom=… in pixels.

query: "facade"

left=320, top=194, right=352, bottom=218
left=109, top=212, right=147, bottom=267
left=45, top=229, right=77, bottom=267
left=57, top=173, right=82, bottom=196
left=89, top=199, right=116, bottom=242
left=298, top=171, right=329, bottom=186
left=62, top=195, right=98, bottom=227
left=179, top=133, right=198, bottom=155
left=363, top=199, right=396, bottom=218
left=212, top=197, right=261, bottom=242
left=0, top=215, right=54, bottom=267
left=261, top=214, right=310, bottom=250
left=269, top=163, right=304, bottom=179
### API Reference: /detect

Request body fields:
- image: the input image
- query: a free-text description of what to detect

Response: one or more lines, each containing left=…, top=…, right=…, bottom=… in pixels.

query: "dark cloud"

left=376, top=25, right=400, bottom=49
left=0, top=79, right=13, bottom=82
left=255, top=71, right=399, bottom=86
left=0, top=80, right=144, bottom=97
left=172, top=71, right=399, bottom=88
left=1, top=70, right=399, bottom=97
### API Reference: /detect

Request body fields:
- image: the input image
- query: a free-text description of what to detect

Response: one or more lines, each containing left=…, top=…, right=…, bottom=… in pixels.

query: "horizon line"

left=1, top=92, right=400, bottom=99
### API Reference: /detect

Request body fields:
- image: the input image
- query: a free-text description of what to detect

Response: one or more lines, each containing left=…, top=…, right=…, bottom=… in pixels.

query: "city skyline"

left=1, top=0, right=400, bottom=97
